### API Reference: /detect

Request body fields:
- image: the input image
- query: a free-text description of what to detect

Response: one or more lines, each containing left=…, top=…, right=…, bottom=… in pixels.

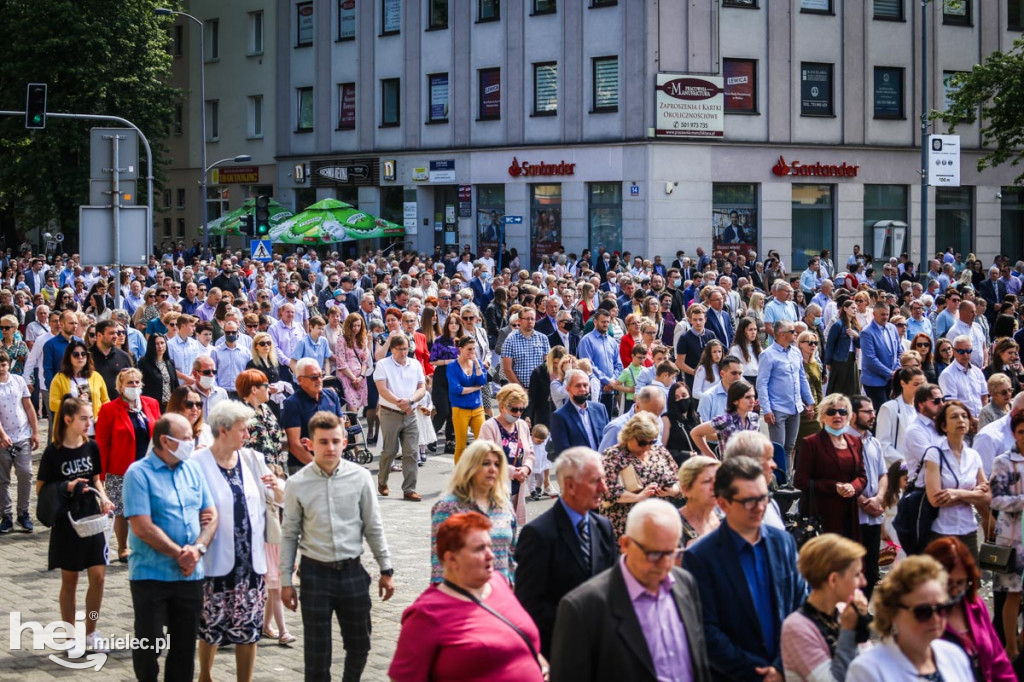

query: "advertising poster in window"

left=655, top=74, right=724, bottom=138
left=383, top=0, right=401, bottom=32
left=800, top=64, right=832, bottom=114
left=480, top=69, right=501, bottom=119
left=531, top=185, right=561, bottom=267
left=712, top=207, right=758, bottom=261
left=297, top=2, right=314, bottom=45
left=339, top=85, right=356, bottom=129
left=477, top=186, right=505, bottom=252
left=430, top=74, right=449, bottom=121
left=873, top=67, right=902, bottom=118
left=339, top=0, right=356, bottom=39
left=723, top=60, right=756, bottom=113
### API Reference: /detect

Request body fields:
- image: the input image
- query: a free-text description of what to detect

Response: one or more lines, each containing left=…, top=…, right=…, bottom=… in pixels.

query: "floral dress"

left=199, top=459, right=267, bottom=646
left=989, top=448, right=1024, bottom=593
left=710, top=411, right=760, bottom=454
left=335, top=334, right=369, bottom=409
left=2, top=340, right=27, bottom=376
left=429, top=494, right=516, bottom=584
left=247, top=402, right=286, bottom=475
left=601, top=444, right=680, bottom=539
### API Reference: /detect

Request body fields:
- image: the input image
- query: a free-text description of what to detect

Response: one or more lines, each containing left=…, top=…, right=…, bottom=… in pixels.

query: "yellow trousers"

left=452, top=406, right=486, bottom=463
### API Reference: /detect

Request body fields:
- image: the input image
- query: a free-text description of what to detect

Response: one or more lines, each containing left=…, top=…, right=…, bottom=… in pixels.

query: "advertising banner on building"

left=530, top=184, right=562, bottom=267
left=480, top=70, right=501, bottom=120
left=655, top=74, right=724, bottom=138
left=723, top=60, right=756, bottom=113
left=712, top=207, right=758, bottom=261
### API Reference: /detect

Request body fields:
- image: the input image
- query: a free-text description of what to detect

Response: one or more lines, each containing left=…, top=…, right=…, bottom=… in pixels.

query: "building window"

left=297, top=87, right=314, bottom=132
left=1011, top=0, right=1024, bottom=30
left=177, top=218, right=185, bottom=237
left=172, top=24, right=183, bottom=57
left=1000, top=187, right=1024, bottom=259
left=205, top=19, right=219, bottom=60
left=297, top=1, right=314, bottom=46
left=338, top=83, right=356, bottom=129
left=478, top=68, right=501, bottom=120
left=248, top=11, right=264, bottom=53
left=163, top=218, right=172, bottom=238
left=724, top=59, right=757, bottom=114
left=799, top=0, right=833, bottom=14
left=590, top=0, right=616, bottom=6
left=428, top=73, right=449, bottom=123
left=723, top=0, right=758, bottom=7
left=533, top=62, right=558, bottom=115
left=873, top=66, right=904, bottom=119
left=800, top=62, right=834, bottom=116
left=942, top=0, right=971, bottom=25
left=177, top=189, right=186, bottom=209
left=530, top=184, right=562, bottom=267
left=592, top=56, right=619, bottom=112
left=942, top=71, right=969, bottom=119
left=589, top=183, right=623, bottom=254
left=205, top=100, right=219, bottom=140
left=863, top=185, right=909, bottom=259
left=532, top=0, right=556, bottom=15
left=173, top=104, right=183, bottom=135
left=163, top=190, right=172, bottom=209
left=479, top=0, right=499, bottom=21
left=428, top=0, right=448, bottom=29
left=381, top=78, right=401, bottom=126
left=382, top=0, right=401, bottom=34
left=792, top=184, right=834, bottom=271
left=713, top=184, right=758, bottom=254
left=477, top=185, right=505, bottom=248
left=935, top=187, right=973, bottom=261
left=874, top=0, right=903, bottom=20
left=248, top=95, right=264, bottom=137
left=339, top=0, right=356, bottom=39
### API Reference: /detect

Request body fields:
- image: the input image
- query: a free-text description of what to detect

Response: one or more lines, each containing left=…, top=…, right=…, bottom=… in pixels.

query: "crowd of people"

left=3, top=241, right=1024, bottom=680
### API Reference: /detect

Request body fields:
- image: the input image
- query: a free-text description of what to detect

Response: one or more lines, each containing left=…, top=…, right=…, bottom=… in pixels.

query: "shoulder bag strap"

left=910, top=446, right=932, bottom=490
left=442, top=579, right=543, bottom=672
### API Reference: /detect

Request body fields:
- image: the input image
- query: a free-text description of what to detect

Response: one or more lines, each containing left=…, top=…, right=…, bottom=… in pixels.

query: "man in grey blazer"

left=550, top=499, right=712, bottom=682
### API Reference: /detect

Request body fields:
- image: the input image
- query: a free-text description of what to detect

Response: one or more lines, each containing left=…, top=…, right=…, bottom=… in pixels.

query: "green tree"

left=0, top=0, right=180, bottom=251
left=936, top=37, right=1024, bottom=184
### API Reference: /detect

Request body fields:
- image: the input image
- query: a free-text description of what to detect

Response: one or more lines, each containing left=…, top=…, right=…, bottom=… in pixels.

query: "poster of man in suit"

left=713, top=207, right=758, bottom=260
left=478, top=208, right=503, bottom=251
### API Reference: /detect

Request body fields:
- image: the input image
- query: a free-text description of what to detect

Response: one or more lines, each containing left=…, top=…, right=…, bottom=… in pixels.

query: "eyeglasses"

left=628, top=537, right=683, bottom=563
left=461, top=316, right=475, bottom=321
left=635, top=439, right=654, bottom=447
left=71, top=351, right=88, bottom=358
left=728, top=493, right=772, bottom=510
left=301, top=373, right=324, bottom=381
left=954, top=348, right=973, bottom=355
left=0, top=326, right=14, bottom=331
left=256, top=341, right=271, bottom=347
left=198, top=369, right=216, bottom=376
left=803, top=341, right=818, bottom=346
left=506, top=405, right=525, bottom=415
left=825, top=408, right=848, bottom=417
left=115, top=330, right=125, bottom=336
left=915, top=342, right=931, bottom=348
left=183, top=400, right=202, bottom=409
left=927, top=397, right=945, bottom=406
left=255, top=383, right=270, bottom=389
left=899, top=600, right=955, bottom=623
left=440, top=296, right=451, bottom=301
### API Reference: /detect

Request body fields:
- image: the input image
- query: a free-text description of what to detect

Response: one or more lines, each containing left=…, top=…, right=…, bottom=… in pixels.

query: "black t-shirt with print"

left=37, top=440, right=102, bottom=485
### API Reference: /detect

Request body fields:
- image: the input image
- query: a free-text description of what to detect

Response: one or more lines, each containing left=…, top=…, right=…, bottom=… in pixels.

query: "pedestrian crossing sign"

left=251, top=239, right=273, bottom=262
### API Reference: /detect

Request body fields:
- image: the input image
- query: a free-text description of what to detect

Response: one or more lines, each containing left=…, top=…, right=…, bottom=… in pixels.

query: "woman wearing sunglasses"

left=479, top=384, right=535, bottom=529
left=246, top=332, right=289, bottom=420
left=921, top=537, right=1015, bottom=681
left=49, top=339, right=109, bottom=432
left=166, top=385, right=214, bottom=448
left=846, top=555, right=973, bottom=681
left=794, top=394, right=867, bottom=541
left=794, top=330, right=824, bottom=464
left=600, top=412, right=680, bottom=540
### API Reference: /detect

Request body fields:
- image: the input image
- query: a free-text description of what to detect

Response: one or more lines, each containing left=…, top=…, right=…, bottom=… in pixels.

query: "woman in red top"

left=401, top=310, right=433, bottom=379
left=389, top=513, right=545, bottom=682
left=95, top=368, right=160, bottom=562
left=619, top=313, right=643, bottom=368
left=794, top=393, right=867, bottom=542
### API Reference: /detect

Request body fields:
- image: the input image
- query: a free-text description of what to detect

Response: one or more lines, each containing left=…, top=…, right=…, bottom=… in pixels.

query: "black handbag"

left=893, top=447, right=946, bottom=556
left=979, top=543, right=1017, bottom=573
left=787, top=479, right=822, bottom=549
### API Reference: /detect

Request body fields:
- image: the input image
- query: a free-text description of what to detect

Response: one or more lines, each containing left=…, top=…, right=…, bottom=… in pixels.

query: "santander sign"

left=771, top=155, right=859, bottom=178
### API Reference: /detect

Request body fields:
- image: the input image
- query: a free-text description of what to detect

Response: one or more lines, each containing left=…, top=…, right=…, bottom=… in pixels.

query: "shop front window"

left=935, top=187, right=973, bottom=261
left=1001, top=187, right=1024, bottom=260
left=791, top=184, right=834, bottom=271
left=863, top=185, right=908, bottom=260
left=588, top=183, right=622, bottom=254
left=530, top=184, right=561, bottom=268
left=713, top=183, right=759, bottom=260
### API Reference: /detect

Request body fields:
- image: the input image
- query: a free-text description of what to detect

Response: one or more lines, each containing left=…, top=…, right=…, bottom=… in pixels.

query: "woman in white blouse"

left=729, top=317, right=761, bottom=384
left=876, top=367, right=925, bottom=461
left=924, top=399, right=990, bottom=559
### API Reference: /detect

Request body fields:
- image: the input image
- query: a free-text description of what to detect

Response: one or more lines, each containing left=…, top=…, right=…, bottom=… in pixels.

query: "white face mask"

left=166, top=436, right=195, bottom=462
left=199, top=374, right=216, bottom=390
left=122, top=386, right=142, bottom=401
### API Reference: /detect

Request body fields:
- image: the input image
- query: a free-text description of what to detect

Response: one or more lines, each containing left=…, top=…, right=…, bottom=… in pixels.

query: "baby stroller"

left=342, top=411, right=373, bottom=464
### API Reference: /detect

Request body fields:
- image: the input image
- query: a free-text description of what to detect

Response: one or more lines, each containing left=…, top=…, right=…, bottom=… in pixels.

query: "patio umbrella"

left=204, top=198, right=294, bottom=236
left=269, top=198, right=405, bottom=244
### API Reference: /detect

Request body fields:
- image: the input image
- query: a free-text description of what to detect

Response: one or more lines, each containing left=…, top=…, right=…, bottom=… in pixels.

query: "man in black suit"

left=547, top=310, right=580, bottom=356
left=534, top=295, right=559, bottom=338
left=550, top=498, right=712, bottom=682
left=515, top=447, right=616, bottom=658
left=875, top=263, right=901, bottom=296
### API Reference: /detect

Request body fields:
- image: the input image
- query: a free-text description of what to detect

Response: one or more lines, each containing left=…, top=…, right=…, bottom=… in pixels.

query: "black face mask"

left=224, top=333, right=239, bottom=342
left=286, top=291, right=297, bottom=299
left=559, top=321, right=572, bottom=330
left=676, top=397, right=693, bottom=410
left=571, top=393, right=589, bottom=406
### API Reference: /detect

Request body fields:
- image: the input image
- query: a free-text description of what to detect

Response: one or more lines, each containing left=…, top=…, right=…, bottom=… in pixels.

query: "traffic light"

left=25, top=83, right=47, bottom=129
left=255, top=195, right=271, bottom=236
left=238, top=213, right=254, bottom=236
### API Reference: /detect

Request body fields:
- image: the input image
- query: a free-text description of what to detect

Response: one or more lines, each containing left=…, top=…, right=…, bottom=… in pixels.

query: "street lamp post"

left=155, top=8, right=209, bottom=253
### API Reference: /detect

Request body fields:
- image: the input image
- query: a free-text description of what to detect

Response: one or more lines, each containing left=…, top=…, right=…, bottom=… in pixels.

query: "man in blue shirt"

left=123, top=413, right=217, bottom=682
left=577, top=309, right=623, bottom=416
left=756, top=321, right=814, bottom=468
left=42, top=310, right=81, bottom=388
left=281, top=358, right=345, bottom=475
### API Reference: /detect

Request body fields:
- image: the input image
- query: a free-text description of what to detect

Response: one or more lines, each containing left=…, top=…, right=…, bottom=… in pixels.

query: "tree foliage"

left=936, top=37, right=1024, bottom=184
left=0, top=0, right=180, bottom=246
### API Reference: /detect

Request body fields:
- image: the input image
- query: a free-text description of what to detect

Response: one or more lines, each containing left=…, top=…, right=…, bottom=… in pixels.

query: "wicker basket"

left=68, top=488, right=113, bottom=539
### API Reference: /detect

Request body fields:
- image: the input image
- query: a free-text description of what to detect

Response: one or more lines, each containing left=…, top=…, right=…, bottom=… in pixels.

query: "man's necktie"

left=578, top=516, right=591, bottom=566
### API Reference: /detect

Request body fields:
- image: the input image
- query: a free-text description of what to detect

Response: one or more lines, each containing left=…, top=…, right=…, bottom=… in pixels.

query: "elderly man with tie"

left=550, top=369, right=610, bottom=461
left=860, top=301, right=903, bottom=411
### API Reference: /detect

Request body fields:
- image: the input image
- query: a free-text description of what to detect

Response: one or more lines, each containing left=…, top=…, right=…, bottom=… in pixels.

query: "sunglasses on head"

left=899, top=600, right=955, bottom=623
left=825, top=408, right=848, bottom=417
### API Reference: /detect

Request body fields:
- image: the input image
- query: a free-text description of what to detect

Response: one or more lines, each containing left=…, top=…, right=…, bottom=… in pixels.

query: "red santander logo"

left=508, top=156, right=576, bottom=178
left=771, top=155, right=859, bottom=178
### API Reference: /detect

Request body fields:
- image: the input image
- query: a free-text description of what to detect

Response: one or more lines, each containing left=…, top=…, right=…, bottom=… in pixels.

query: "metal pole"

left=920, top=0, right=929, bottom=277
left=196, top=16, right=209, bottom=256
left=111, top=134, right=122, bottom=310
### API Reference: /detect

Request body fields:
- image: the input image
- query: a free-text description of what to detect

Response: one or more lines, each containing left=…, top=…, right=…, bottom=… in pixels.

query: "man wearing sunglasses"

left=904, top=384, right=946, bottom=489
left=551, top=498, right=711, bottom=682
left=938, top=335, right=989, bottom=420
left=684, top=456, right=806, bottom=682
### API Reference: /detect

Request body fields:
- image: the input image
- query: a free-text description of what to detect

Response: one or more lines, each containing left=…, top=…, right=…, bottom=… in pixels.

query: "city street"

left=0, top=436, right=555, bottom=680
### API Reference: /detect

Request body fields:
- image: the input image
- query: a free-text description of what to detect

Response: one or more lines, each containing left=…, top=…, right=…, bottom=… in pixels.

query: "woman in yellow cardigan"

left=49, top=339, right=109, bottom=436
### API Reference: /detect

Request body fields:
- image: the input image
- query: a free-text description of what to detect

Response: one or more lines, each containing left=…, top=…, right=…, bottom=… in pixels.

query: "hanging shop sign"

left=655, top=74, right=725, bottom=138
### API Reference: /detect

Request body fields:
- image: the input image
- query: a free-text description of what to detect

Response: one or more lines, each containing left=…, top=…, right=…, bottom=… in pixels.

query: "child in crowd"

left=413, top=391, right=436, bottom=467
left=528, top=424, right=552, bottom=500
left=881, top=460, right=908, bottom=564
left=616, top=344, right=647, bottom=414
left=576, top=358, right=602, bottom=403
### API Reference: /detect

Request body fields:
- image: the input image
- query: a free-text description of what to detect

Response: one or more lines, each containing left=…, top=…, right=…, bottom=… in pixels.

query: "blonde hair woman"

left=480, top=383, right=536, bottom=526
left=747, top=291, right=768, bottom=347
left=246, top=331, right=288, bottom=418
left=428, top=440, right=516, bottom=584
left=677, top=455, right=721, bottom=547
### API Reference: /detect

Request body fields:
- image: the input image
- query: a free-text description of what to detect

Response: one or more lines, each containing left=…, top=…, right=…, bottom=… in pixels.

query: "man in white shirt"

left=945, top=300, right=987, bottom=369
left=268, top=304, right=305, bottom=370
left=192, top=355, right=228, bottom=419
left=973, top=392, right=1024, bottom=476
left=22, top=310, right=58, bottom=420
left=478, top=248, right=496, bottom=275
left=848, top=395, right=887, bottom=599
left=938, top=335, right=989, bottom=418
left=23, top=305, right=49, bottom=350
left=0, top=350, right=39, bottom=533
left=373, top=335, right=426, bottom=501
left=904, top=384, right=946, bottom=487
left=168, top=314, right=202, bottom=386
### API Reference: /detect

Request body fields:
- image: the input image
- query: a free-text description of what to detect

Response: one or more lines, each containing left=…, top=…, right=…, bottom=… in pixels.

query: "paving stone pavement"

left=0, top=430, right=556, bottom=681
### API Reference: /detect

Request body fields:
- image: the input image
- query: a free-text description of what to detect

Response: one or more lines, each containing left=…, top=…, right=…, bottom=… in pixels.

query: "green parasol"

left=269, top=198, right=405, bottom=244
left=204, top=198, right=294, bottom=236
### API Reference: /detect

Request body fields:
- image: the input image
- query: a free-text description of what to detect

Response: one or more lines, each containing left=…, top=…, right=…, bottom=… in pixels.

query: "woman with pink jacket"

left=478, top=383, right=535, bottom=526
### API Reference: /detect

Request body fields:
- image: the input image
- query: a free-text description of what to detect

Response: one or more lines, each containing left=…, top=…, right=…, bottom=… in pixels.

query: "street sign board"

left=503, top=215, right=523, bottom=224
left=90, top=128, right=138, bottom=180
left=89, top=179, right=137, bottom=206
left=928, top=134, right=961, bottom=187
left=79, top=206, right=150, bottom=266
left=250, top=239, right=273, bottom=262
